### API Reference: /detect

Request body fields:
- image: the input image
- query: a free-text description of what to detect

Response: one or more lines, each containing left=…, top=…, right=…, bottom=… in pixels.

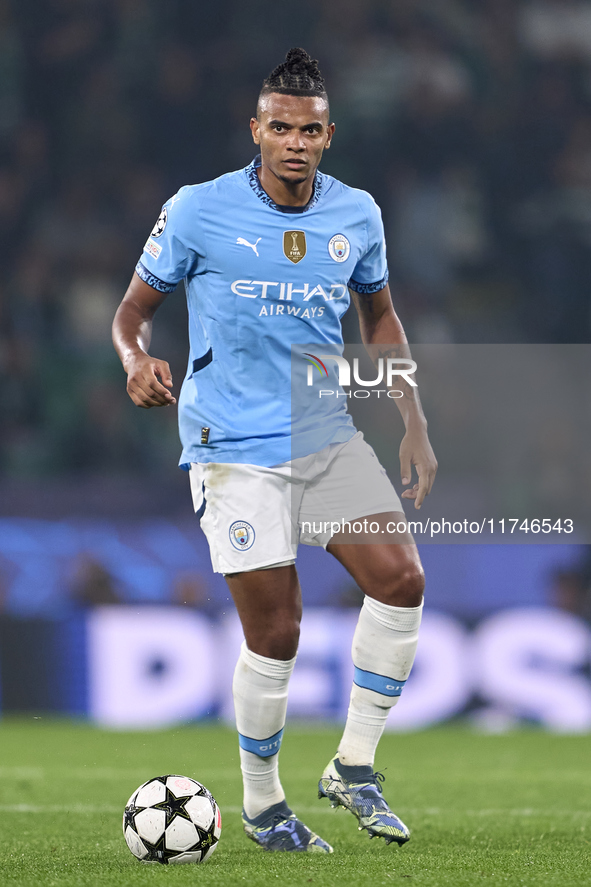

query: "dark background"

left=3, top=0, right=591, bottom=489
left=1, top=0, right=591, bottom=721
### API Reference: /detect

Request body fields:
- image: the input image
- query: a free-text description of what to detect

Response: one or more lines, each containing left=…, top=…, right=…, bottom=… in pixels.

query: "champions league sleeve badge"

left=328, top=233, right=350, bottom=262
left=229, top=520, right=256, bottom=551
left=151, top=208, right=168, bottom=238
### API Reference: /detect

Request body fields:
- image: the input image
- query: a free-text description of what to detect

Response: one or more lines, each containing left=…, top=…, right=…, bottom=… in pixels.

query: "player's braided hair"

left=260, top=48, right=327, bottom=100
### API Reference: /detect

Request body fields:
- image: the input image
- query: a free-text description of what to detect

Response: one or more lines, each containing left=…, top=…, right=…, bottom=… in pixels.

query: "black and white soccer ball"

left=123, top=774, right=221, bottom=865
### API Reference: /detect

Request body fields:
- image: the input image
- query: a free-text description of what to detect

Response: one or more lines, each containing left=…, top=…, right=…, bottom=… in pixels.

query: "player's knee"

left=364, top=559, right=425, bottom=608
left=390, top=563, right=425, bottom=608
left=249, top=618, right=300, bottom=661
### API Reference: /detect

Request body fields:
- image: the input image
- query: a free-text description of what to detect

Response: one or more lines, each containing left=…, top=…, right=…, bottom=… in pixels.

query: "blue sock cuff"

left=238, top=727, right=284, bottom=757
left=354, top=666, right=406, bottom=697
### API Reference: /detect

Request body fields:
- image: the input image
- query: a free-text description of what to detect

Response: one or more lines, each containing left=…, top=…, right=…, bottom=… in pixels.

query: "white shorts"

left=189, top=431, right=403, bottom=574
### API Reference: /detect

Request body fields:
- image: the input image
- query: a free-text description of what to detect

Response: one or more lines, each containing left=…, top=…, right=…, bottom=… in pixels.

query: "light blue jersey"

left=136, top=156, right=389, bottom=468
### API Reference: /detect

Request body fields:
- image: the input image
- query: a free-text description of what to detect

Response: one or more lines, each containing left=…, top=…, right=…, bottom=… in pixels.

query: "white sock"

left=233, top=641, right=296, bottom=819
left=338, top=597, right=423, bottom=767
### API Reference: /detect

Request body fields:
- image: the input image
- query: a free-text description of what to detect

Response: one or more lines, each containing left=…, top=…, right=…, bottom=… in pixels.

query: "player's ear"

left=325, top=122, right=335, bottom=149
left=250, top=117, right=261, bottom=145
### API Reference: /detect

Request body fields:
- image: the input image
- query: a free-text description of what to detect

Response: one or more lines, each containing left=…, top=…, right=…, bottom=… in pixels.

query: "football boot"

left=242, top=799, right=333, bottom=853
left=318, top=756, right=410, bottom=845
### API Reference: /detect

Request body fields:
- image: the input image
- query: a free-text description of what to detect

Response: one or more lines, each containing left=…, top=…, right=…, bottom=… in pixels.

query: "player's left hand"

left=399, top=426, right=437, bottom=509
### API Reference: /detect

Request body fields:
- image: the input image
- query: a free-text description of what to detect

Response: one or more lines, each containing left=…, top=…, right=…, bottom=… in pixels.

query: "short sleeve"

left=135, top=186, right=199, bottom=293
left=348, top=195, right=389, bottom=295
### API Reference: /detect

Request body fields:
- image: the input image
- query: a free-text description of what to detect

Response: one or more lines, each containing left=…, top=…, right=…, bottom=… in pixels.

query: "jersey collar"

left=245, top=155, right=323, bottom=213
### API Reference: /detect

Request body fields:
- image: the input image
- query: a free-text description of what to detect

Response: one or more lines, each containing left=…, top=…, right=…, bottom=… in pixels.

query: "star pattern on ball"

left=123, top=803, right=139, bottom=831
left=151, top=786, right=195, bottom=826
left=123, top=775, right=220, bottom=864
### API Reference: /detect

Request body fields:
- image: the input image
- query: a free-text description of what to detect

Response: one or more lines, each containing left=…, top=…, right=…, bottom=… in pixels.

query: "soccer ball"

left=123, top=774, right=221, bottom=864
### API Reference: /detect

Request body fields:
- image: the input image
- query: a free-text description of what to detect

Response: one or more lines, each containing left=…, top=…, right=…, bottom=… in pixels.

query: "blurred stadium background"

left=1, top=0, right=591, bottom=730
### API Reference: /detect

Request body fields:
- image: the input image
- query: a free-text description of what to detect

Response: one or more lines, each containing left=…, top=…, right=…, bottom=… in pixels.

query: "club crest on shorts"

left=328, top=233, right=350, bottom=262
left=229, top=520, right=256, bottom=551
left=283, top=230, right=306, bottom=264
left=151, top=208, right=167, bottom=238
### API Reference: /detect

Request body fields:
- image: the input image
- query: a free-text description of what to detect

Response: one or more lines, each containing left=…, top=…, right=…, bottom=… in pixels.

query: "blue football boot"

left=318, top=756, right=410, bottom=845
left=242, top=800, right=333, bottom=853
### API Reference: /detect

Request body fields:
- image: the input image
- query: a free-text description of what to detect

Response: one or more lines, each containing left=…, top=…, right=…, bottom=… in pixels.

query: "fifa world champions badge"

left=283, top=230, right=307, bottom=264
left=229, top=520, right=256, bottom=551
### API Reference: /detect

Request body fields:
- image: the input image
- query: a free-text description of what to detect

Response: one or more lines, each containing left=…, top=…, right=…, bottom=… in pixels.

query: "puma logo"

left=237, top=237, right=261, bottom=257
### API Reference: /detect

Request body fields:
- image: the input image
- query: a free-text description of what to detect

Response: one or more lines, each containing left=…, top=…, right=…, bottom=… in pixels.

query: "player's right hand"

left=125, top=355, right=176, bottom=408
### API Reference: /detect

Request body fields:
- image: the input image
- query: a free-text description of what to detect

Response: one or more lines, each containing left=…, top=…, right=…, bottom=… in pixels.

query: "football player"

left=113, top=48, right=437, bottom=853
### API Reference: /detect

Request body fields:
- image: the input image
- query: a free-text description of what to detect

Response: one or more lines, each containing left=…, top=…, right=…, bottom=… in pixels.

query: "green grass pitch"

left=0, top=721, right=589, bottom=886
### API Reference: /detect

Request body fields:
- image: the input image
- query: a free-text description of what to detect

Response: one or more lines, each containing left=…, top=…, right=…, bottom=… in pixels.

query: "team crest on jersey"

left=229, top=520, right=256, bottom=551
left=328, top=234, right=350, bottom=263
left=283, top=230, right=307, bottom=264
left=151, top=208, right=167, bottom=238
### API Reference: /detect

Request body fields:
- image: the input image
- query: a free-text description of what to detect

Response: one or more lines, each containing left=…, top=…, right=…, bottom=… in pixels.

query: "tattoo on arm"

left=352, top=286, right=422, bottom=406
left=352, top=290, right=377, bottom=318
left=366, top=344, right=419, bottom=404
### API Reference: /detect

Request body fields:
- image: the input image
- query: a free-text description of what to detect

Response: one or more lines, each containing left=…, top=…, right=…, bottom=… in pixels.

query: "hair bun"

left=262, top=47, right=326, bottom=96
left=285, top=47, right=312, bottom=65
left=285, top=47, right=321, bottom=78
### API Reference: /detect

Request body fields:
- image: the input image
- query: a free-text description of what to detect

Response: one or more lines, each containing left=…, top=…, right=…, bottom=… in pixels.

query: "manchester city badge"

left=328, top=233, right=350, bottom=262
left=229, top=520, right=256, bottom=551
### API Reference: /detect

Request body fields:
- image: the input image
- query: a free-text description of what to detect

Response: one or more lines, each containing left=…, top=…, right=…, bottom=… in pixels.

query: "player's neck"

left=256, top=164, right=314, bottom=207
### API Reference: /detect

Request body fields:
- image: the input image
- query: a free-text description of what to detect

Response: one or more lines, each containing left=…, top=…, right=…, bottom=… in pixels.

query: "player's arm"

left=351, top=284, right=437, bottom=508
left=112, top=272, right=176, bottom=409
